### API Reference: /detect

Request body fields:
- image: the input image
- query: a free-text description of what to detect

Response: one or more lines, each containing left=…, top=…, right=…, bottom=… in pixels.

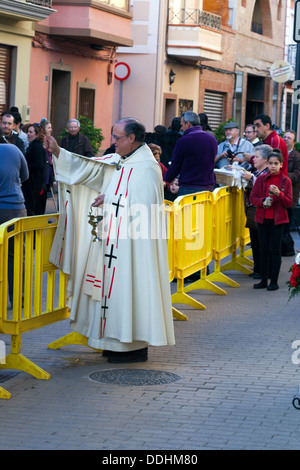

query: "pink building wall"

left=42, top=6, right=132, bottom=41
left=28, top=4, right=133, bottom=150
left=28, top=45, right=115, bottom=150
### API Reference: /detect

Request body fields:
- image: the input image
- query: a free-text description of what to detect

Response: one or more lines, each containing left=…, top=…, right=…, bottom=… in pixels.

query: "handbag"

left=245, top=205, right=257, bottom=230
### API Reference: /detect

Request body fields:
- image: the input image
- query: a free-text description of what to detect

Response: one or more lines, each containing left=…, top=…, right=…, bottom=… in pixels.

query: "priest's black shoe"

left=267, top=283, right=279, bottom=291
left=107, top=348, right=148, bottom=364
left=253, top=281, right=267, bottom=289
left=102, top=350, right=113, bottom=357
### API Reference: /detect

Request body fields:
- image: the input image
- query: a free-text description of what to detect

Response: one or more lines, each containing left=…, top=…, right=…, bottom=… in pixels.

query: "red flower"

left=292, top=263, right=300, bottom=277
left=287, top=253, right=300, bottom=301
left=290, top=276, right=298, bottom=288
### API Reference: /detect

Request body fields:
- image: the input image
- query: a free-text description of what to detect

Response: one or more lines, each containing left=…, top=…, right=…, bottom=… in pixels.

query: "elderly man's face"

left=283, top=131, right=295, bottom=151
left=225, top=127, right=239, bottom=142
left=67, top=121, right=80, bottom=137
left=111, top=122, right=133, bottom=157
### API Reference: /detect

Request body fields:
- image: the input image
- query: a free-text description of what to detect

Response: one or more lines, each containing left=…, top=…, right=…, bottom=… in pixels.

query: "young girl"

left=250, top=150, right=293, bottom=291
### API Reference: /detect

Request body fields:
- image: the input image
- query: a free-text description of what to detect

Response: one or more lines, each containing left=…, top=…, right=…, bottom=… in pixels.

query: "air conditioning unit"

left=22, top=105, right=30, bottom=122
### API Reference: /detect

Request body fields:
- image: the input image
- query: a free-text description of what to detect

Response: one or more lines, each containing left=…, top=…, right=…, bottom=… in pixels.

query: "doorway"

left=50, top=68, right=71, bottom=140
left=245, top=75, right=265, bottom=124
left=164, top=94, right=177, bottom=129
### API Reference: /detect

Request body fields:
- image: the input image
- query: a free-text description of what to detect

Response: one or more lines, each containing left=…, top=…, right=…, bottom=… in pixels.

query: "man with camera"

left=215, top=121, right=254, bottom=169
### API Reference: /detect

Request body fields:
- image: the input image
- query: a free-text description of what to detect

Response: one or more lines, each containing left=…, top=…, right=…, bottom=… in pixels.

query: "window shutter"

left=204, top=91, right=224, bottom=130
left=0, top=45, right=11, bottom=115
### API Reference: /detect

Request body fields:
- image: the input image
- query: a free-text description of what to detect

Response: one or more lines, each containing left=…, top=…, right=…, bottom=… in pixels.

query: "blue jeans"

left=178, top=186, right=213, bottom=197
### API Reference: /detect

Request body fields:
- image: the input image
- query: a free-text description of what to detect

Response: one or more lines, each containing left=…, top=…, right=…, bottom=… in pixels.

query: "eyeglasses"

left=244, top=131, right=253, bottom=135
left=111, top=134, right=129, bottom=141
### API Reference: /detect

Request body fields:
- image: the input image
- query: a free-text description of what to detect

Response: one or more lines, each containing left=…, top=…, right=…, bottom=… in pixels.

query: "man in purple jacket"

left=163, top=111, right=217, bottom=196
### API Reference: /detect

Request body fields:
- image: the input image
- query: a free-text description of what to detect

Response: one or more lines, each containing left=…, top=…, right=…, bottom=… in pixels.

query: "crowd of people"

left=0, top=107, right=299, bottom=312
left=145, top=111, right=299, bottom=292
left=0, top=105, right=300, bottom=364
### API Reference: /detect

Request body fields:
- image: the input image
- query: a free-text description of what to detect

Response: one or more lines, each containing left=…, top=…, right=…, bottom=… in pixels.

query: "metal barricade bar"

left=0, top=214, right=70, bottom=397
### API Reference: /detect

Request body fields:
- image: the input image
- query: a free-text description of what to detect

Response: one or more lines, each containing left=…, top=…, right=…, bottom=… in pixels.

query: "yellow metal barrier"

left=170, top=192, right=226, bottom=312
left=206, top=186, right=241, bottom=288
left=0, top=214, right=69, bottom=398
left=165, top=201, right=187, bottom=321
left=0, top=187, right=255, bottom=398
left=45, top=202, right=189, bottom=350
left=236, top=189, right=253, bottom=269
left=0, top=385, right=11, bottom=399
left=219, top=187, right=252, bottom=276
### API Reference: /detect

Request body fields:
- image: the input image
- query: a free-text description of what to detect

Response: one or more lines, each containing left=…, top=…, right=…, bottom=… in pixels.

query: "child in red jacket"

left=250, top=150, right=293, bottom=291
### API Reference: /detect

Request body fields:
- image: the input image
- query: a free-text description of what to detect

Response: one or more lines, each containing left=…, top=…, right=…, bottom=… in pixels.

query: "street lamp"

left=169, top=69, right=176, bottom=91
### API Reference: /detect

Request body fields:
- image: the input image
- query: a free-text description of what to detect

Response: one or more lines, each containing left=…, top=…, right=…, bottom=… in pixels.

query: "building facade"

left=113, top=0, right=287, bottom=133
left=1, top=0, right=133, bottom=149
left=0, top=0, right=55, bottom=120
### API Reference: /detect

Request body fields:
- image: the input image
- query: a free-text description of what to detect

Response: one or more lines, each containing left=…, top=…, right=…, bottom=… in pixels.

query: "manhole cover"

left=89, top=369, right=181, bottom=386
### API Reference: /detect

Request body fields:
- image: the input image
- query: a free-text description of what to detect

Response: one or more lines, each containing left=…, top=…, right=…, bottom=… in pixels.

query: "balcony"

left=167, top=8, right=222, bottom=62
left=36, top=0, right=133, bottom=48
left=27, top=0, right=52, bottom=6
left=0, top=0, right=55, bottom=21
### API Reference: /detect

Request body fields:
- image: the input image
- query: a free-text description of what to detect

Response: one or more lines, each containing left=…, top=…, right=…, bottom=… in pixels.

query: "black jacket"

left=60, top=132, right=94, bottom=158
left=22, top=139, right=47, bottom=215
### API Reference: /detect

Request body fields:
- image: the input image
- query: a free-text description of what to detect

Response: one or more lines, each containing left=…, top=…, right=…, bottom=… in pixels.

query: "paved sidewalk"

left=0, top=215, right=300, bottom=449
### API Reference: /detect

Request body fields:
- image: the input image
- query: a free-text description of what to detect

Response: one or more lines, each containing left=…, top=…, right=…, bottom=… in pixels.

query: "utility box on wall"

left=22, top=105, right=30, bottom=123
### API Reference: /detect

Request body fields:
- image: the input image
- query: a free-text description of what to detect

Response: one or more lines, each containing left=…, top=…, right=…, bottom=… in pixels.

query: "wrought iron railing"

left=168, top=8, right=221, bottom=31
left=26, top=0, right=52, bottom=7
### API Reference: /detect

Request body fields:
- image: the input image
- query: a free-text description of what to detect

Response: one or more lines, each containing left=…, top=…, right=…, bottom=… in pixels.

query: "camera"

left=226, top=149, right=234, bottom=160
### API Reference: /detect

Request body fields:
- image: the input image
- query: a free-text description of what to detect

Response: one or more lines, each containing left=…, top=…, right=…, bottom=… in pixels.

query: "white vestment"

left=49, top=144, right=175, bottom=351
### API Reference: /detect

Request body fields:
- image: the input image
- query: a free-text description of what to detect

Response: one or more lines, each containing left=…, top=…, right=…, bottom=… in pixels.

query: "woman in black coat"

left=22, top=123, right=47, bottom=216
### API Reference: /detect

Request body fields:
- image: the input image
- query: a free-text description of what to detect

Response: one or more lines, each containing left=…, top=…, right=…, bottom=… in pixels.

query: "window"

left=277, top=0, right=282, bottom=20
left=251, top=0, right=272, bottom=37
left=204, top=91, right=224, bottom=130
left=0, top=45, right=11, bottom=115
left=99, top=0, right=129, bottom=11
left=251, top=0, right=263, bottom=35
left=178, top=99, right=193, bottom=115
left=272, top=81, right=278, bottom=125
left=234, top=72, right=243, bottom=128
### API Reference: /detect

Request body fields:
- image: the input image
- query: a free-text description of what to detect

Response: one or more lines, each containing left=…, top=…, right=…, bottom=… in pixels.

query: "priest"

left=45, top=118, right=175, bottom=363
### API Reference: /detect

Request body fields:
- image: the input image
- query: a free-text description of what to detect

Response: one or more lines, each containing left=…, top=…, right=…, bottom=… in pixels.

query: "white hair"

left=67, top=119, right=80, bottom=128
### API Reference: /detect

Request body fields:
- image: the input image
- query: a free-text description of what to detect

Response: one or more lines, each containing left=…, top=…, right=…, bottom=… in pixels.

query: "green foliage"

left=213, top=118, right=235, bottom=144
left=59, top=115, right=104, bottom=155
left=294, top=142, right=300, bottom=153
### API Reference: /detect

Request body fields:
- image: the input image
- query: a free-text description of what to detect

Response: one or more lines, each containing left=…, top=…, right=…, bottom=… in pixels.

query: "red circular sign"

left=114, top=62, right=131, bottom=81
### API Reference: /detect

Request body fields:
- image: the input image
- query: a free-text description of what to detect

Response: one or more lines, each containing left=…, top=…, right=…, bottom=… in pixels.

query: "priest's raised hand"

left=44, top=135, right=60, bottom=158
